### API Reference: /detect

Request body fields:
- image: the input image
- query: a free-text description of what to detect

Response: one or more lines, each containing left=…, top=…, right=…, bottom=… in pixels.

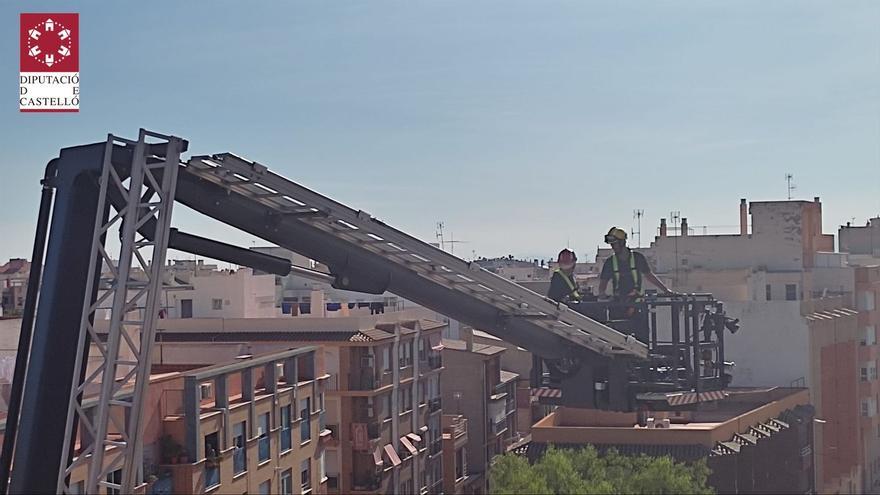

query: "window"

left=418, top=338, right=427, bottom=361
left=785, top=284, right=798, bottom=301
left=212, top=298, right=223, bottom=310
left=259, top=481, right=271, bottom=495
left=765, top=284, right=772, bottom=301
left=864, top=326, right=877, bottom=347
left=181, top=299, right=193, bottom=318
left=106, top=470, right=121, bottom=495
left=280, top=469, right=293, bottom=495
left=301, top=459, right=312, bottom=492
left=863, top=367, right=870, bottom=382
left=280, top=404, right=292, bottom=452
left=257, top=412, right=270, bottom=462
left=399, top=387, right=412, bottom=413
left=859, top=291, right=877, bottom=311
left=400, top=342, right=413, bottom=367
left=862, top=398, right=877, bottom=417
left=319, top=449, right=326, bottom=482
left=233, top=421, right=247, bottom=475
left=381, top=346, right=391, bottom=372
left=300, top=397, right=311, bottom=442
left=204, top=431, right=221, bottom=489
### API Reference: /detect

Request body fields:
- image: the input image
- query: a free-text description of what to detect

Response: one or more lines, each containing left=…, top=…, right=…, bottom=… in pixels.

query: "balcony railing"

left=258, top=435, right=270, bottom=461
left=281, top=426, right=292, bottom=451
left=350, top=369, right=377, bottom=391
left=232, top=447, right=246, bottom=475
left=367, top=421, right=381, bottom=440
left=429, top=440, right=442, bottom=456
left=352, top=473, right=382, bottom=492
left=427, top=353, right=442, bottom=370
left=301, top=417, right=312, bottom=442
left=204, top=463, right=220, bottom=490
left=327, top=475, right=339, bottom=491
left=428, top=397, right=441, bottom=413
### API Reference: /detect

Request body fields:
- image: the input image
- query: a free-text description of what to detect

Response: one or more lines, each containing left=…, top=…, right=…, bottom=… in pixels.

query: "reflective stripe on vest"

left=611, top=250, right=641, bottom=296
left=554, top=269, right=580, bottom=300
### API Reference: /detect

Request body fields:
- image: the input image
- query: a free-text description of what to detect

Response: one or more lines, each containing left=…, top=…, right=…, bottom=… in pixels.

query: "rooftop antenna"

left=436, top=221, right=445, bottom=251
left=445, top=232, right=468, bottom=255
left=785, top=173, right=796, bottom=200
left=633, top=209, right=644, bottom=248
left=670, top=210, right=681, bottom=287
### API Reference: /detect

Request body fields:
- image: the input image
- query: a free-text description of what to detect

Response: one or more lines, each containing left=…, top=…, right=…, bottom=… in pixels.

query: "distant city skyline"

left=1, top=1, right=878, bottom=263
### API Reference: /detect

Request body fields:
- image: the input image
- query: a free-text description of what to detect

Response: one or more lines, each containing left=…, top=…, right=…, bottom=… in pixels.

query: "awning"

left=383, top=444, right=402, bottom=466
left=407, top=432, right=422, bottom=443
left=400, top=436, right=418, bottom=456
left=432, top=343, right=445, bottom=351
left=372, top=446, right=383, bottom=467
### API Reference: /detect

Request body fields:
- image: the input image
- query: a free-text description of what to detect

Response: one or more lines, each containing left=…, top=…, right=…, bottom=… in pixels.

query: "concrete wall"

left=840, top=218, right=880, bottom=257
left=722, top=301, right=810, bottom=387
left=165, top=269, right=278, bottom=319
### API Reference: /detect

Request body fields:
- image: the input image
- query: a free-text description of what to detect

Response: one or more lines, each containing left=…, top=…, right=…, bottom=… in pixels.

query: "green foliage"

left=490, top=445, right=713, bottom=495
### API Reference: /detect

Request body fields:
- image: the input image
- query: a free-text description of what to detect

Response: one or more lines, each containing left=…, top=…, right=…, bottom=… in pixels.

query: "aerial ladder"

left=0, top=130, right=737, bottom=493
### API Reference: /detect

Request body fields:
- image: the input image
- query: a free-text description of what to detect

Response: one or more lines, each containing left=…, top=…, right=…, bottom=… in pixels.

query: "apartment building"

left=441, top=414, right=471, bottom=494
left=840, top=217, right=880, bottom=258
left=856, top=265, right=880, bottom=491
left=0, top=347, right=326, bottom=495
left=0, top=258, right=29, bottom=317
left=641, top=198, right=865, bottom=492
left=522, top=387, right=815, bottom=494
left=147, top=311, right=447, bottom=494
left=160, top=262, right=278, bottom=319
left=249, top=246, right=404, bottom=315
left=441, top=338, right=518, bottom=494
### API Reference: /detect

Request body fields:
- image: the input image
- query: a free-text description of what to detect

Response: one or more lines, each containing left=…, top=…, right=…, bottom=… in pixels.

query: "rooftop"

left=442, top=339, right=506, bottom=357
left=531, top=387, right=810, bottom=448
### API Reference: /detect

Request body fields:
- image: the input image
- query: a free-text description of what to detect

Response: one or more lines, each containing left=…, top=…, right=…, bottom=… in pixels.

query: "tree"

left=490, top=446, right=713, bottom=495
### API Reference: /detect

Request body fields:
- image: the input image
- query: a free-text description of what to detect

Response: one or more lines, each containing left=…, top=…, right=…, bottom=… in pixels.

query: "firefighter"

left=547, top=249, right=581, bottom=304
left=598, top=227, right=672, bottom=342
left=598, top=227, right=671, bottom=300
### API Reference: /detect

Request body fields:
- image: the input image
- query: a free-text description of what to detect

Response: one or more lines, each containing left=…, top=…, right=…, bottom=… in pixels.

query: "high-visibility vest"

left=554, top=269, right=580, bottom=301
left=611, top=250, right=641, bottom=297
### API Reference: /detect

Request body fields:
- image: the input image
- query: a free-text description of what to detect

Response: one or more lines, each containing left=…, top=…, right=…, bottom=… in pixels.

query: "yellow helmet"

left=605, top=227, right=628, bottom=244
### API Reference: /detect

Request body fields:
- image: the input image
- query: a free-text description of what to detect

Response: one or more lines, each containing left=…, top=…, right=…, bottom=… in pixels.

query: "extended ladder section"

left=183, top=153, right=648, bottom=360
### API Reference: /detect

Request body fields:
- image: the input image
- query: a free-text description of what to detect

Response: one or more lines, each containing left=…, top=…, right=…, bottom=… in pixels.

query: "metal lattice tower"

left=57, top=130, right=183, bottom=494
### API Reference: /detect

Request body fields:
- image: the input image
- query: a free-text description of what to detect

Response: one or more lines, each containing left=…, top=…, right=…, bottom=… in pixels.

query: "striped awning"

left=407, top=432, right=422, bottom=443
left=384, top=444, right=402, bottom=466
left=400, top=436, right=418, bottom=456
left=372, top=446, right=383, bottom=466
left=531, top=387, right=562, bottom=399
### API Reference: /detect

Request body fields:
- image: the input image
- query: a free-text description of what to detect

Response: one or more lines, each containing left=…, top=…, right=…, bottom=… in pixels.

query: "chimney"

left=659, top=218, right=667, bottom=237
left=740, top=199, right=748, bottom=236
left=681, top=218, right=688, bottom=237
left=463, top=326, right=474, bottom=352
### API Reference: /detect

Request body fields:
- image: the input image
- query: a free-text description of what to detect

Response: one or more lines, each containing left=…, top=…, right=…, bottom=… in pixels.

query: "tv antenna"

left=785, top=173, right=796, bottom=200
left=632, top=209, right=644, bottom=248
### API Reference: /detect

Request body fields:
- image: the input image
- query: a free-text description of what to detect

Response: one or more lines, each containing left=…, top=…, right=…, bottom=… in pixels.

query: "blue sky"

left=1, top=1, right=878, bottom=263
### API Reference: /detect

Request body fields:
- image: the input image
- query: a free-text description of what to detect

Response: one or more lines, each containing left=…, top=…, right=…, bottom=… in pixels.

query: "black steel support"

left=8, top=143, right=108, bottom=494
left=0, top=163, right=56, bottom=494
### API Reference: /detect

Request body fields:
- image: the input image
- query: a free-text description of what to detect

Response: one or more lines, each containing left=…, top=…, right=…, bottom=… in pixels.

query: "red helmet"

left=557, top=249, right=577, bottom=266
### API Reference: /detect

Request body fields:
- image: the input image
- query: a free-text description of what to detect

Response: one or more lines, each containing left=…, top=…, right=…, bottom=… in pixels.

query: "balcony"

left=428, top=440, right=442, bottom=457
left=204, top=463, right=220, bottom=490
left=350, top=369, right=377, bottom=391
left=427, top=353, right=442, bottom=370
left=367, top=421, right=381, bottom=440
left=352, top=472, right=383, bottom=493
left=428, top=397, right=441, bottom=413
left=258, top=435, right=270, bottom=461
left=232, top=447, right=246, bottom=475
left=281, top=426, right=293, bottom=451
